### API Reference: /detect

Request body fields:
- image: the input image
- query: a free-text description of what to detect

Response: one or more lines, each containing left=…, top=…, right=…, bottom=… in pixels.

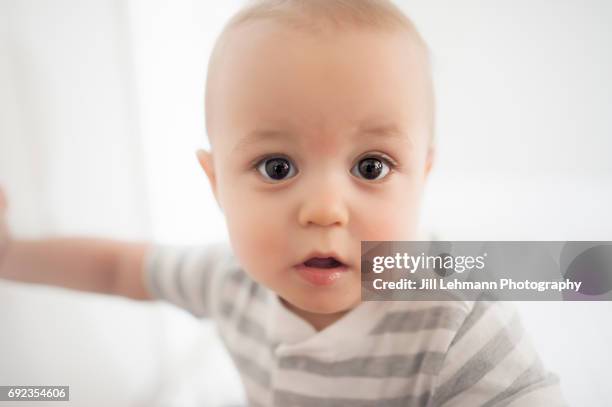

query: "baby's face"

left=202, top=21, right=434, bottom=316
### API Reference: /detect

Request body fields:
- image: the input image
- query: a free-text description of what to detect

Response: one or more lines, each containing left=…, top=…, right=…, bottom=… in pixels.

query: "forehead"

left=209, top=20, right=430, bottom=150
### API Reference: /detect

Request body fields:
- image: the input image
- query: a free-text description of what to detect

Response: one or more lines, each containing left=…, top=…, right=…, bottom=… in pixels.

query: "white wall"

left=0, top=1, right=161, bottom=405
left=0, top=1, right=243, bottom=406
left=0, top=0, right=610, bottom=405
left=407, top=1, right=612, bottom=404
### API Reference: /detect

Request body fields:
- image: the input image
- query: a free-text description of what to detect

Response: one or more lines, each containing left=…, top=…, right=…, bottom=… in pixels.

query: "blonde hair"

left=205, top=0, right=435, bottom=146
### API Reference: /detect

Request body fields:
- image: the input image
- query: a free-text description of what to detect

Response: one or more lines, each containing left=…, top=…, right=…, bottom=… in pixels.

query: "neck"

left=280, top=297, right=349, bottom=331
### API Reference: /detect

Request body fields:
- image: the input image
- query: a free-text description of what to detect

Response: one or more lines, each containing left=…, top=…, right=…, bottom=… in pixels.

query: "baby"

left=0, top=0, right=567, bottom=405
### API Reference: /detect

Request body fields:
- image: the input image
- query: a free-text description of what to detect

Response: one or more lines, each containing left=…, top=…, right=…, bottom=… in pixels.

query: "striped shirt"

left=144, top=242, right=567, bottom=406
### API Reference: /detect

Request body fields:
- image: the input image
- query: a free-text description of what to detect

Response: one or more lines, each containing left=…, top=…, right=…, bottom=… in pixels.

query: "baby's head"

left=198, top=0, right=435, bottom=322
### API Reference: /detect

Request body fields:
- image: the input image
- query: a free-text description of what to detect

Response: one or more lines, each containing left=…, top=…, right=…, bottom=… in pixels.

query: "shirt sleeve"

left=142, top=242, right=234, bottom=319
left=432, top=301, right=568, bottom=407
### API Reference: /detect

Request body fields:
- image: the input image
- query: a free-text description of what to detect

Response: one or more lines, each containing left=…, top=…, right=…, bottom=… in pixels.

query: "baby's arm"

left=0, top=188, right=151, bottom=300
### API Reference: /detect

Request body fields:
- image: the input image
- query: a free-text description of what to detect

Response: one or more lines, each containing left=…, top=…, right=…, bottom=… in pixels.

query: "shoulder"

left=373, top=298, right=518, bottom=348
left=211, top=246, right=268, bottom=319
left=370, top=299, right=474, bottom=338
left=429, top=300, right=567, bottom=406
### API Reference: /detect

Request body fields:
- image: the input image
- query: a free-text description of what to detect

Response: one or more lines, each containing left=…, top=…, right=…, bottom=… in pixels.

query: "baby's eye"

left=255, top=156, right=297, bottom=181
left=351, top=156, right=391, bottom=181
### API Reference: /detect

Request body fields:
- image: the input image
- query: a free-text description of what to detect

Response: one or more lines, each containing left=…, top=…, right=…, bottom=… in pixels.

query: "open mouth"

left=295, top=256, right=349, bottom=286
left=303, top=257, right=345, bottom=269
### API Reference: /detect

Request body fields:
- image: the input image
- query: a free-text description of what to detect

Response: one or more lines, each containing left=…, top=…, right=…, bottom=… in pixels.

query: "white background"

left=0, top=0, right=611, bottom=405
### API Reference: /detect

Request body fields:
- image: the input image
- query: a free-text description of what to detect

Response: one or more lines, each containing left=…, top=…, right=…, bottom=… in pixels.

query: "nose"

left=297, top=179, right=349, bottom=228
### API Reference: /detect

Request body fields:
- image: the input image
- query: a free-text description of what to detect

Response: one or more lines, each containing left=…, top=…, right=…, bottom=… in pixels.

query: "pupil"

left=359, top=158, right=383, bottom=179
left=265, top=158, right=290, bottom=180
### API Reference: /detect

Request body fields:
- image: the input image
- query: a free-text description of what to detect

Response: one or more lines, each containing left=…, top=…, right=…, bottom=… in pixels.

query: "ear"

left=424, top=146, right=435, bottom=179
left=196, top=149, right=221, bottom=209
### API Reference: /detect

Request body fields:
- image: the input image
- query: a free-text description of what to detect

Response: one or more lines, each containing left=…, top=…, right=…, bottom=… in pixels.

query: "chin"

left=290, top=291, right=361, bottom=315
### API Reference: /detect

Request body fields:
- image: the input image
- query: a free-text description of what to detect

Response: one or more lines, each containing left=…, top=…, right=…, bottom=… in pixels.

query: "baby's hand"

left=0, top=187, right=10, bottom=267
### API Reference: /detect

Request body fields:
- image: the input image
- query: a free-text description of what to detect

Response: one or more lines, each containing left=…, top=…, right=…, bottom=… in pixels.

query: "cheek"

left=221, top=188, right=291, bottom=280
left=358, top=179, right=424, bottom=240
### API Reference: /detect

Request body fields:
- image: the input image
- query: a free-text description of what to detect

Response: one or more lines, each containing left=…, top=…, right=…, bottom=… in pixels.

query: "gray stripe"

left=220, top=301, right=269, bottom=345
left=279, top=352, right=445, bottom=378
left=370, top=306, right=466, bottom=335
left=481, top=359, right=561, bottom=407
left=232, top=353, right=270, bottom=389
left=215, top=267, right=269, bottom=308
left=431, top=312, right=524, bottom=406
left=193, top=248, right=220, bottom=316
left=249, top=279, right=269, bottom=302
left=229, top=268, right=247, bottom=284
left=173, top=249, right=188, bottom=304
left=273, top=389, right=431, bottom=407
left=450, top=298, right=492, bottom=346
left=147, top=248, right=162, bottom=299
left=220, top=301, right=235, bottom=319
left=226, top=268, right=268, bottom=302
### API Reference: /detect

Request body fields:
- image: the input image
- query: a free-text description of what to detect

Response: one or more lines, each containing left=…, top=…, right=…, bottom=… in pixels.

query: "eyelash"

left=249, top=152, right=400, bottom=179
left=368, top=153, right=399, bottom=169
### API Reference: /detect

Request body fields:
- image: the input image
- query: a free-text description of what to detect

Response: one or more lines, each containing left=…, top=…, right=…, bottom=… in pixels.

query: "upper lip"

left=297, top=250, right=350, bottom=267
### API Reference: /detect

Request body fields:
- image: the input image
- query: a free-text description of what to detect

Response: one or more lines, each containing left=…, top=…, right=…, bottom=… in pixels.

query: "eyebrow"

left=357, top=124, right=408, bottom=141
left=232, top=123, right=410, bottom=154
left=232, top=129, right=291, bottom=153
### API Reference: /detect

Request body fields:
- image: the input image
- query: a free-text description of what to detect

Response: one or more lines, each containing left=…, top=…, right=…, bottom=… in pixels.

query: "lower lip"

left=293, top=264, right=350, bottom=286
